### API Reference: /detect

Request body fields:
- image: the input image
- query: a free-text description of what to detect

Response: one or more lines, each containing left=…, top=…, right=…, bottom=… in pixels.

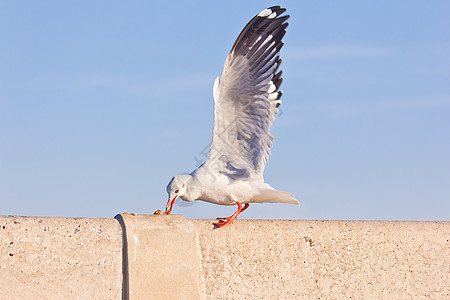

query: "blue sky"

left=1, top=1, right=449, bottom=220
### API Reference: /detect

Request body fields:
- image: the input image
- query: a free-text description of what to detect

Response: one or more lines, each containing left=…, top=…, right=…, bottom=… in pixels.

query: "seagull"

left=165, top=6, right=298, bottom=228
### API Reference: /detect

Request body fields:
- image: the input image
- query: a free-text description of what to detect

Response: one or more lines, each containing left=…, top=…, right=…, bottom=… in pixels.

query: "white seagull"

left=165, top=6, right=298, bottom=228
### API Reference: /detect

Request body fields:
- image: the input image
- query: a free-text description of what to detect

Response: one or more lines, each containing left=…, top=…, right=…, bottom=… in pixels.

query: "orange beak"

left=165, top=195, right=177, bottom=213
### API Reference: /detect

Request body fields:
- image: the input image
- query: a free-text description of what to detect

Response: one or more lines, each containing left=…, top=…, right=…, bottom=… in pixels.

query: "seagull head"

left=165, top=174, right=191, bottom=213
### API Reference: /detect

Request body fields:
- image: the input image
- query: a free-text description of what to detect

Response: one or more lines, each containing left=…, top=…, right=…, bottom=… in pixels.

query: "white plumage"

left=165, top=6, right=298, bottom=227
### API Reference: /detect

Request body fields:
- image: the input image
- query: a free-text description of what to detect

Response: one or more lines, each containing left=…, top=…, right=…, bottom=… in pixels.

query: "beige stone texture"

left=192, top=219, right=449, bottom=299
left=117, top=214, right=205, bottom=300
left=1, top=215, right=448, bottom=299
left=0, top=216, right=122, bottom=300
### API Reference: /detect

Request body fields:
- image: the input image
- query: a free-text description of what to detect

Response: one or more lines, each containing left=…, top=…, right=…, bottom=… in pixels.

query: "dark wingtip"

left=230, top=6, right=289, bottom=55
left=265, top=6, right=287, bottom=17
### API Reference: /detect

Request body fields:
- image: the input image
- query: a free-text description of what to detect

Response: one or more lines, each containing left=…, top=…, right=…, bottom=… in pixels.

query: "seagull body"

left=165, top=6, right=298, bottom=227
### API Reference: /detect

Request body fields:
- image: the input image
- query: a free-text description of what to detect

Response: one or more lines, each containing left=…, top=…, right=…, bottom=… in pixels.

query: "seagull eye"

left=175, top=189, right=179, bottom=193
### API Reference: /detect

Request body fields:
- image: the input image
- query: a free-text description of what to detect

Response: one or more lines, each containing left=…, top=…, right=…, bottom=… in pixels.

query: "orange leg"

left=216, top=203, right=249, bottom=220
left=213, top=202, right=249, bottom=228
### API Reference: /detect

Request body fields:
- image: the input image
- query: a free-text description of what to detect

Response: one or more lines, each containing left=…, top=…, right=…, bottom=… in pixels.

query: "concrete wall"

left=1, top=215, right=448, bottom=299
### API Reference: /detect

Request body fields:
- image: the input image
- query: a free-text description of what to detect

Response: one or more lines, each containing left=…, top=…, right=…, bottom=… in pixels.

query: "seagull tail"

left=250, top=189, right=299, bottom=205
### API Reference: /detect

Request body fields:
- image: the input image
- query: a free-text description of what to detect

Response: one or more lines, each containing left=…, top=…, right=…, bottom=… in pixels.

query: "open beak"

left=165, top=195, right=177, bottom=213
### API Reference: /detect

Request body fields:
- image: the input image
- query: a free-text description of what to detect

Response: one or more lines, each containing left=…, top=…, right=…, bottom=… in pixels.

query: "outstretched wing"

left=203, top=6, right=289, bottom=181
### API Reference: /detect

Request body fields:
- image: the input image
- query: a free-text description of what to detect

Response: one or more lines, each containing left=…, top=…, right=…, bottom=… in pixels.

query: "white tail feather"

left=250, top=189, right=299, bottom=205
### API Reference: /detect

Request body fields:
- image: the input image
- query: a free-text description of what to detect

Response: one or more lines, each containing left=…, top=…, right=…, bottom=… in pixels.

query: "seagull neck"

left=183, top=178, right=202, bottom=202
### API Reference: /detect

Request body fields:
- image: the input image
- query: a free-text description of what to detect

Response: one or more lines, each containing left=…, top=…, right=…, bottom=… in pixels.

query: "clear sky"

left=1, top=1, right=449, bottom=221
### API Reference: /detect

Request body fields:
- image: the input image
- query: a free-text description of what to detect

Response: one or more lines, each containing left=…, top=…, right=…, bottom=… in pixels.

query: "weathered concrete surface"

left=1, top=215, right=448, bottom=299
left=116, top=214, right=205, bottom=300
left=0, top=216, right=122, bottom=299
left=192, top=219, right=449, bottom=299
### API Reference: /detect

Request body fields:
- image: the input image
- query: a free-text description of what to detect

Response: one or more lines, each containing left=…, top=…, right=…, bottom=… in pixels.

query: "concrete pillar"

left=115, top=214, right=205, bottom=300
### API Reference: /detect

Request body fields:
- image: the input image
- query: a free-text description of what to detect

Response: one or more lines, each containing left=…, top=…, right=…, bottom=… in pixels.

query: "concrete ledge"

left=1, top=216, right=449, bottom=299
left=0, top=216, right=122, bottom=299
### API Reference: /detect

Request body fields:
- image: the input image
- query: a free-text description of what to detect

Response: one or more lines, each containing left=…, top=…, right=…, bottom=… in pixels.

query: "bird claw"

left=213, top=201, right=249, bottom=228
left=216, top=216, right=233, bottom=221
left=163, top=210, right=171, bottom=215
left=213, top=219, right=234, bottom=228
